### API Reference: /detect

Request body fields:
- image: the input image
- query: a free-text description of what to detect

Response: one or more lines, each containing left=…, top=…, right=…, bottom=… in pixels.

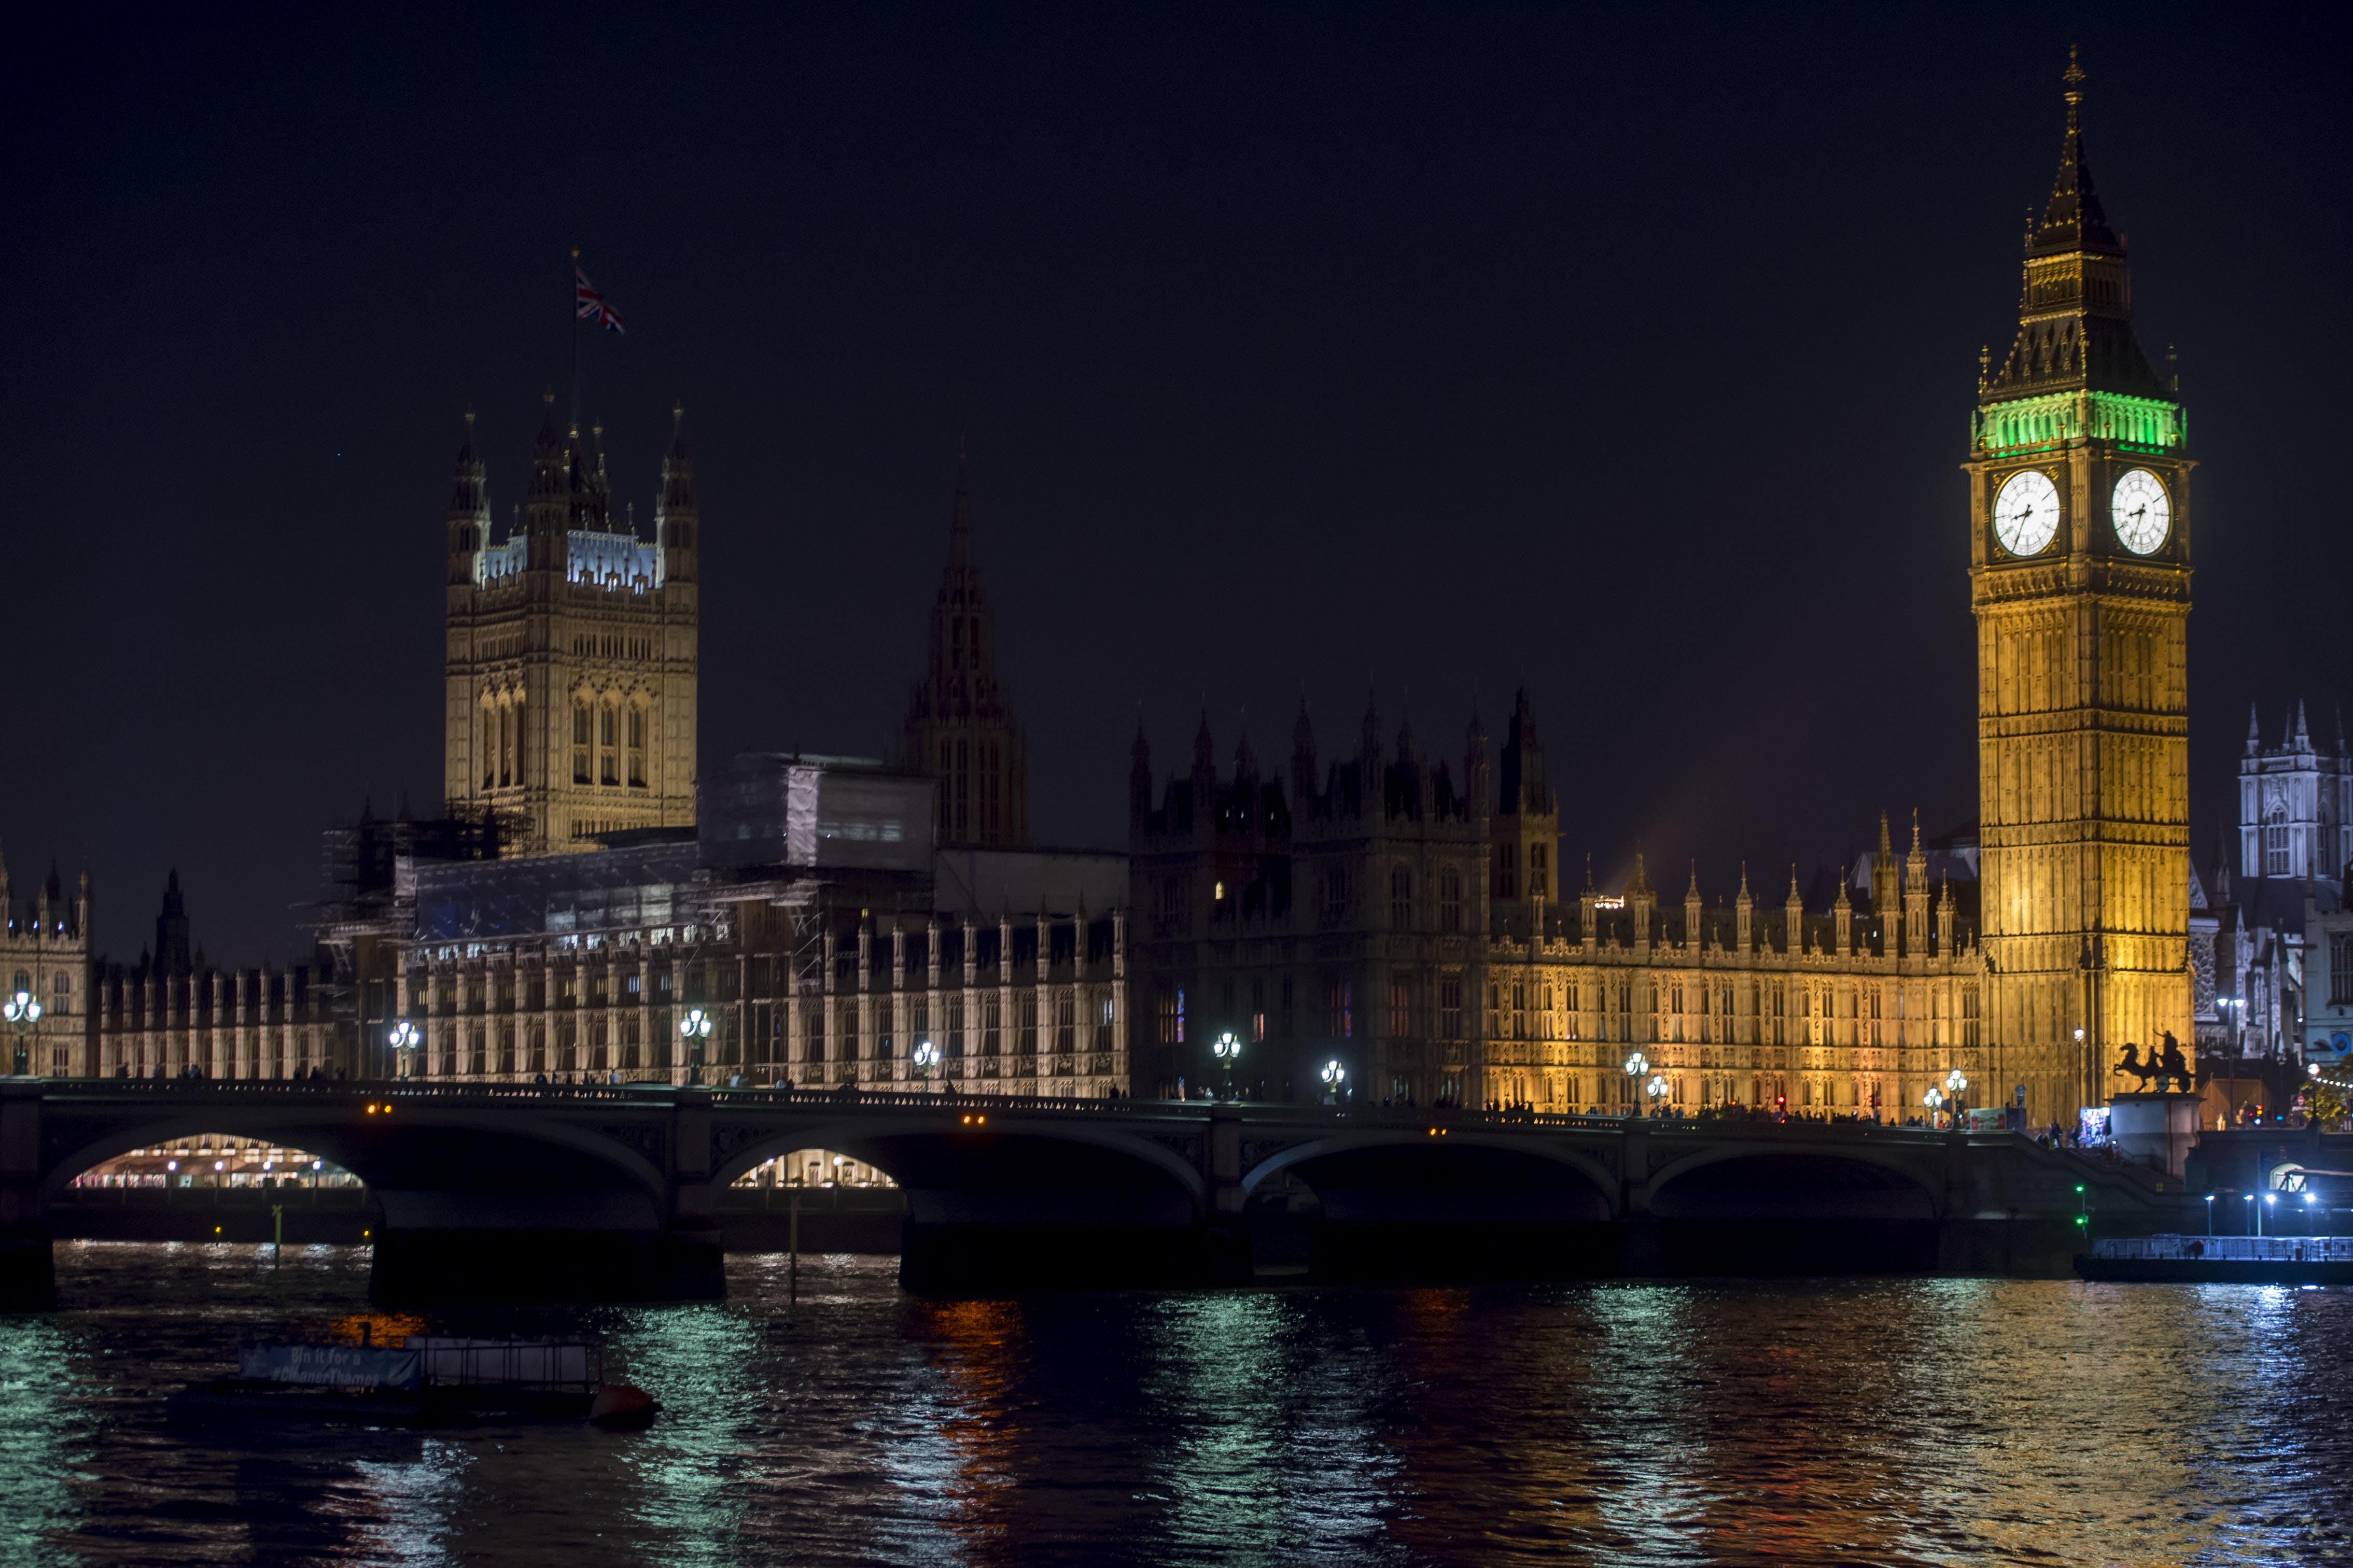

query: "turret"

left=1684, top=863, right=1703, bottom=952
left=446, top=413, right=488, bottom=586
left=1870, top=813, right=1897, bottom=942
left=1904, top=811, right=1930, bottom=956
left=524, top=392, right=568, bottom=573
left=1734, top=863, right=1754, bottom=952
left=1785, top=865, right=1805, bottom=956
left=659, top=404, right=698, bottom=584
left=1833, top=874, right=1854, bottom=955
left=1129, top=722, right=1153, bottom=826
left=1464, top=705, right=1491, bottom=821
left=1290, top=700, right=1318, bottom=812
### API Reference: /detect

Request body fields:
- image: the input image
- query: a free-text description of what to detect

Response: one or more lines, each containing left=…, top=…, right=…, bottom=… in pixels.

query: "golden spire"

left=2062, top=44, right=2085, bottom=130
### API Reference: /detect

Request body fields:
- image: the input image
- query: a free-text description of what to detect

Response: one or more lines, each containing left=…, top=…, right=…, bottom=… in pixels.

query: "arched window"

left=572, top=700, right=592, bottom=783
left=1389, top=866, right=1412, bottom=928
left=625, top=705, right=647, bottom=787
left=2266, top=807, right=2292, bottom=876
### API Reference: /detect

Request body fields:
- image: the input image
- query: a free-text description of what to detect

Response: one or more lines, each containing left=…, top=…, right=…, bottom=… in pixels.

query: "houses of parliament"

left=62, top=55, right=2193, bottom=1133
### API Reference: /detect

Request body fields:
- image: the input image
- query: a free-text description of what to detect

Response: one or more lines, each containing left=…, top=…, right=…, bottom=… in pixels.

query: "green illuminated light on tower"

left=1973, top=390, right=2183, bottom=455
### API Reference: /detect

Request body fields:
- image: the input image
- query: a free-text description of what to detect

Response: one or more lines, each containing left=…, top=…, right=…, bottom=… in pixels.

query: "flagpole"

left=569, top=247, right=582, bottom=432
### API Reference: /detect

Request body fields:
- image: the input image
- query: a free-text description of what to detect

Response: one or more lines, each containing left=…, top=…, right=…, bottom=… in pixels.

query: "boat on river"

left=2076, top=1234, right=2353, bottom=1284
left=167, top=1336, right=660, bottom=1428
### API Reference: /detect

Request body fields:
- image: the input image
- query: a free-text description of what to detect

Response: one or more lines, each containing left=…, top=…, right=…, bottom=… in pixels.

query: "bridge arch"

left=1643, top=1138, right=1945, bottom=1219
left=711, top=1113, right=1208, bottom=1204
left=39, top=1104, right=669, bottom=1218
left=1241, top=1130, right=1620, bottom=1215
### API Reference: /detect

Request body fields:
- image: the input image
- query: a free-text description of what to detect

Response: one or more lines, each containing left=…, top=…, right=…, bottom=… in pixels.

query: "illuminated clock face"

left=2110, top=468, right=2171, bottom=555
left=1993, top=470, right=2061, bottom=557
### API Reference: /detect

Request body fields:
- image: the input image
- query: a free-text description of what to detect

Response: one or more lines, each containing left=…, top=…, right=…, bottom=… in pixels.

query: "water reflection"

left=16, top=1246, right=2353, bottom=1565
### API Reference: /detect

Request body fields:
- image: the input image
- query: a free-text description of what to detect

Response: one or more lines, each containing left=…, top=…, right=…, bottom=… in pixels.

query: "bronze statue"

left=2114, top=1042, right=2157, bottom=1091
left=2154, top=1032, right=2190, bottom=1093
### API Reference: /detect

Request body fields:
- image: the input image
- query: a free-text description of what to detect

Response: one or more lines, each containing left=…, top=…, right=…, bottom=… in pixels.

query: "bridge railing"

left=24, top=1080, right=2032, bottom=1148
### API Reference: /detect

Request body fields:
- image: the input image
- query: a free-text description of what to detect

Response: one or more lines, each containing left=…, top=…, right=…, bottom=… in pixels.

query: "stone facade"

left=2238, top=702, right=2353, bottom=884
left=1, top=854, right=92, bottom=1077
left=1968, top=62, right=2194, bottom=1124
left=90, top=872, right=355, bottom=1080
left=1129, top=695, right=1986, bottom=1117
left=442, top=401, right=699, bottom=854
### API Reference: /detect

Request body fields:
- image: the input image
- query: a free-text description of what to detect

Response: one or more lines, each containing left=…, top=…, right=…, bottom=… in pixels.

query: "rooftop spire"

left=949, top=439, right=973, bottom=569
left=2031, top=46, right=2120, bottom=259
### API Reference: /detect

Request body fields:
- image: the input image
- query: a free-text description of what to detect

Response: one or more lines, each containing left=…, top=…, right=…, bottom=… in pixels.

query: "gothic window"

left=572, top=701, right=591, bottom=783
left=1512, top=981, right=1527, bottom=1040
left=626, top=707, right=646, bottom=787
left=1390, top=866, right=1413, bottom=929
left=1439, top=869, right=1462, bottom=933
left=1055, top=992, right=1074, bottom=1056
left=877, top=997, right=894, bottom=1061
left=1325, top=977, right=1352, bottom=1039
left=2333, top=935, right=2353, bottom=1008
left=481, top=705, right=496, bottom=789
left=1530, top=842, right=1549, bottom=898
left=1250, top=977, right=1265, bottom=1042
left=838, top=1000, right=859, bottom=1062
left=1439, top=976, right=1462, bottom=1039
left=599, top=706, right=620, bottom=786
left=1322, top=867, right=1351, bottom=927
left=947, top=993, right=965, bottom=1058
left=1495, top=842, right=1518, bottom=900
left=1095, top=993, right=1115, bottom=1053
left=985, top=993, right=1004, bottom=1056
left=2266, top=808, right=2291, bottom=876
left=949, top=617, right=964, bottom=670
left=1390, top=976, right=1412, bottom=1038
left=1565, top=978, right=1580, bottom=1041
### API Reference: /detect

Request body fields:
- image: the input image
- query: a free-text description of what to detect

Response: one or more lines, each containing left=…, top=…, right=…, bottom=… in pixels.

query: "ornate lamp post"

left=387, top=1018, right=419, bottom=1081
left=913, top=1039, right=941, bottom=1092
left=1212, top=1030, right=1242, bottom=1101
left=4, top=988, right=41, bottom=1077
left=1645, top=1073, right=1670, bottom=1115
left=680, top=1007, right=714, bottom=1085
left=1944, top=1068, right=1969, bottom=1122
left=1622, top=1052, right=1649, bottom=1118
left=1320, top=1058, right=1347, bottom=1104
left=1924, top=1085, right=1945, bottom=1129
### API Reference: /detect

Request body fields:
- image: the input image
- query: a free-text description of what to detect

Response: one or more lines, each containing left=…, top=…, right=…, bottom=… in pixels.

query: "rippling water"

left=2, top=1244, right=2347, bottom=1565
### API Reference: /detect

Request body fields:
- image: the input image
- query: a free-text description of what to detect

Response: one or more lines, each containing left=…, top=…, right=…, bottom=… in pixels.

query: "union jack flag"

left=573, top=265, right=626, bottom=334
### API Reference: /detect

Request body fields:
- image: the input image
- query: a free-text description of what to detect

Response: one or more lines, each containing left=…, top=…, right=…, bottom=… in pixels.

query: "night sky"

left=6, top=6, right=2347, bottom=964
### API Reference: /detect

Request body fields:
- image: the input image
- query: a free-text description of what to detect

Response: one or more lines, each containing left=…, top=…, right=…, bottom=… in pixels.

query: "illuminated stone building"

left=1129, top=696, right=1986, bottom=1116
left=441, top=400, right=700, bottom=853
left=1, top=851, right=92, bottom=1077
left=1968, top=53, right=2194, bottom=1122
left=90, top=872, right=355, bottom=1080
left=371, top=754, right=1127, bottom=1097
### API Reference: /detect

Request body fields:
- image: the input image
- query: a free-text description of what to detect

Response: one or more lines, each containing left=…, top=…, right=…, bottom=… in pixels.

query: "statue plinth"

left=2108, top=1091, right=2201, bottom=1179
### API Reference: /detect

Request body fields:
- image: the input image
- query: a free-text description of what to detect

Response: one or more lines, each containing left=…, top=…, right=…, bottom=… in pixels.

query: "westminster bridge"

left=0, top=1079, right=2196, bottom=1309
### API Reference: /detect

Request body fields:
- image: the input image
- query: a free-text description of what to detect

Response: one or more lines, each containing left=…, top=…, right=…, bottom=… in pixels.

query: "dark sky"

left=5, top=5, right=2347, bottom=963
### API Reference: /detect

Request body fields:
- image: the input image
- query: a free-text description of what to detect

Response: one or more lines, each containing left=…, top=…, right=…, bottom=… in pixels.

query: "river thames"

left=1, top=1244, right=2344, bottom=1565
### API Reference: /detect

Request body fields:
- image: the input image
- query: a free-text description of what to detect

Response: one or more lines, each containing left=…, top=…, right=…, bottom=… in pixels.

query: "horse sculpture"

left=2114, top=1043, right=2158, bottom=1091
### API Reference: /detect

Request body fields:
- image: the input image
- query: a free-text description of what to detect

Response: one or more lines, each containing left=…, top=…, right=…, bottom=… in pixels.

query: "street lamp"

left=1211, top=1031, right=1242, bottom=1101
left=2204, top=1193, right=2215, bottom=1236
left=4, top=988, right=43, bottom=1077
left=913, top=1039, right=940, bottom=1092
left=2263, top=1191, right=2276, bottom=1238
left=1645, top=1073, right=1670, bottom=1115
left=1623, top=1051, right=1649, bottom=1118
left=1924, top=1086, right=1944, bottom=1128
left=387, top=1018, right=419, bottom=1080
left=1320, top=1058, right=1347, bottom=1103
left=1944, top=1067, right=1969, bottom=1118
left=680, top=1007, right=714, bottom=1085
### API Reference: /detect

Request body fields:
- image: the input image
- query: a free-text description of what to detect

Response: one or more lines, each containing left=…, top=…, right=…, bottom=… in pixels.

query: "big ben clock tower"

left=1970, top=50, right=2193, bottom=1128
